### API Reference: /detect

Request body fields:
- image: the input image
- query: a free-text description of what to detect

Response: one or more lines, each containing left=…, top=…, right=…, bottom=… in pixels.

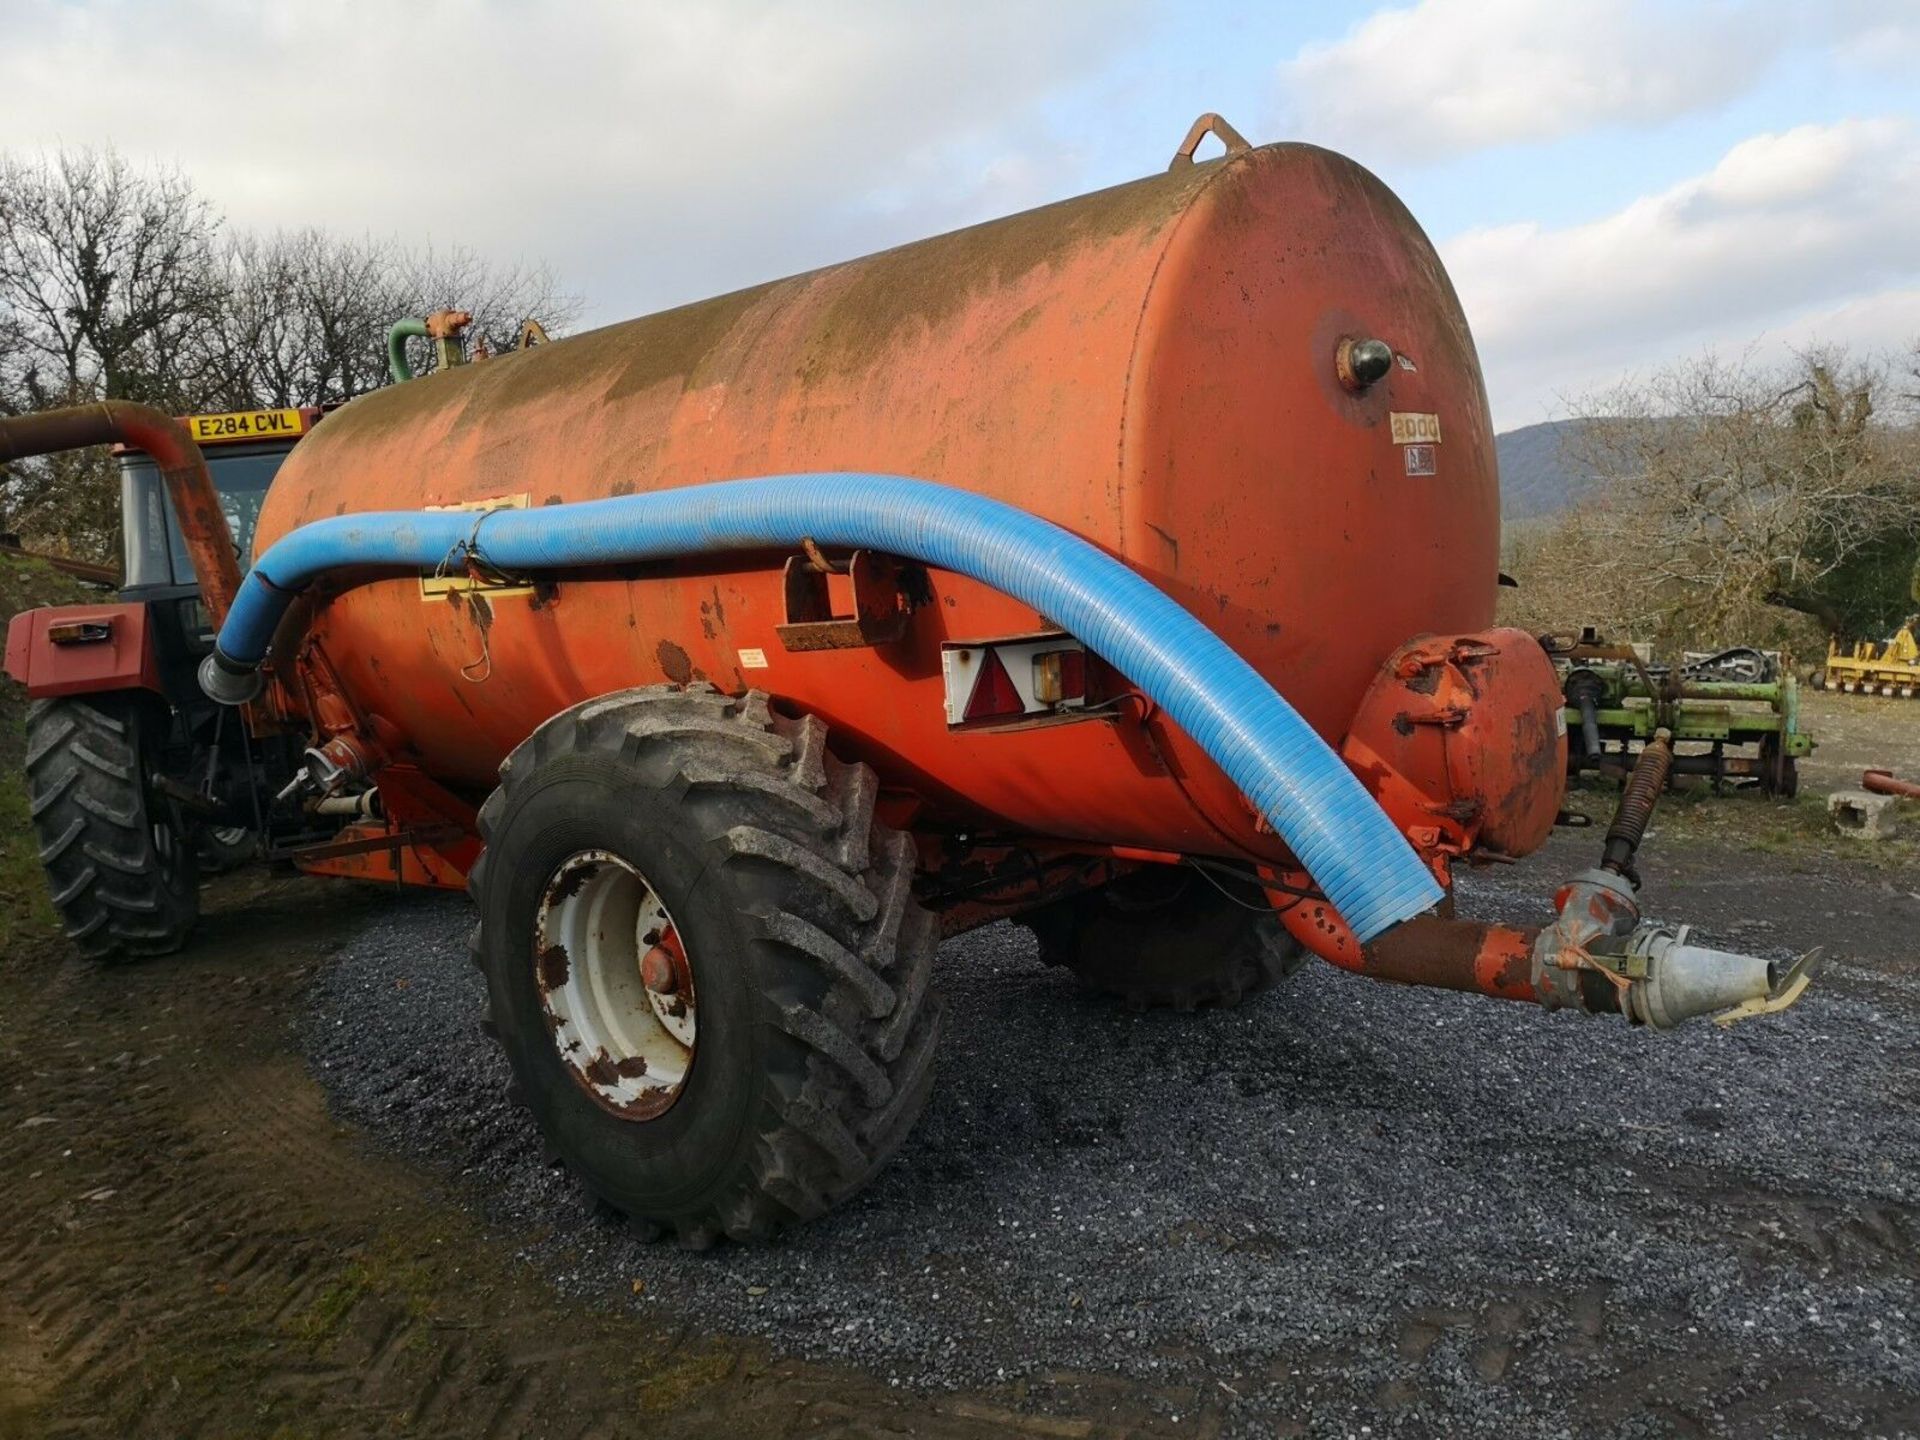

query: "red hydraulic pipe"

left=0, top=402, right=241, bottom=626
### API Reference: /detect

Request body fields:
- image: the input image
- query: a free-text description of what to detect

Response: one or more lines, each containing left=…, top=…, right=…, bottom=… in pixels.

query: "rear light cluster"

left=941, top=635, right=1095, bottom=727
left=46, top=619, right=114, bottom=646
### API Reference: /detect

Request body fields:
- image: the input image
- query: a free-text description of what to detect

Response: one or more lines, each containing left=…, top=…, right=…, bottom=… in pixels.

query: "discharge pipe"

left=1270, top=724, right=1819, bottom=1026
left=0, top=402, right=241, bottom=626
left=203, top=474, right=1444, bottom=943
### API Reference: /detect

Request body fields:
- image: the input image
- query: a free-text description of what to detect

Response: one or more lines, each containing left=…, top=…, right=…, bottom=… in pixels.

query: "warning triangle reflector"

left=964, top=648, right=1025, bottom=722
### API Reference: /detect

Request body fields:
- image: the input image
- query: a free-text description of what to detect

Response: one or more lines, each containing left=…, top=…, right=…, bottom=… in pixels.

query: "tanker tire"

left=23, top=695, right=198, bottom=963
left=1022, top=866, right=1304, bottom=1011
left=197, top=825, right=258, bottom=875
left=469, top=683, right=941, bottom=1246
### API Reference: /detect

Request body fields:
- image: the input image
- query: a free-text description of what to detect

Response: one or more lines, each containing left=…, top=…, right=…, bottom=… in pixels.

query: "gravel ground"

left=301, top=855, right=1920, bottom=1438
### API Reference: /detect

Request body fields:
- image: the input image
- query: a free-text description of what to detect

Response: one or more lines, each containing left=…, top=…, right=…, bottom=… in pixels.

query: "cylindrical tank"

left=257, top=141, right=1501, bottom=862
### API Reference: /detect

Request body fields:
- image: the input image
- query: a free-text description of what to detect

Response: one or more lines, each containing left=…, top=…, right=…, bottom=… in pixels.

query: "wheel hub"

left=533, top=850, right=696, bottom=1119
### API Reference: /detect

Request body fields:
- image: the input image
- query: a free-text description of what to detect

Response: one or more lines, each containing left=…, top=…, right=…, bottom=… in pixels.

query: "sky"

left=1, top=0, right=1916, bottom=431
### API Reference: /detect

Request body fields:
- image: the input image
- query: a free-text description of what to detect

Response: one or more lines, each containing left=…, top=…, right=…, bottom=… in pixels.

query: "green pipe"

left=1679, top=682, right=1785, bottom=702
left=387, top=318, right=428, bottom=384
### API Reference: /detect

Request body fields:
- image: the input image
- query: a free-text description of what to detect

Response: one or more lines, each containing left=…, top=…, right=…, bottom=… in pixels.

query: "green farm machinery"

left=1549, top=630, right=1811, bottom=797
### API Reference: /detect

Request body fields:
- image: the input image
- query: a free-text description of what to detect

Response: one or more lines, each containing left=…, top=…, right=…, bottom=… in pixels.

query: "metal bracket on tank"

left=1168, top=113, right=1251, bottom=171
left=775, top=546, right=927, bottom=652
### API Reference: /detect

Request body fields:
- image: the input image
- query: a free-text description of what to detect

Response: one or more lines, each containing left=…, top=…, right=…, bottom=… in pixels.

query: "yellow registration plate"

left=186, top=408, right=306, bottom=445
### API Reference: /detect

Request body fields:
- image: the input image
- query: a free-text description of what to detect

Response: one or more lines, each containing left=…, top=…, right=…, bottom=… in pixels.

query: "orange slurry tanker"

left=2, top=118, right=1816, bottom=1245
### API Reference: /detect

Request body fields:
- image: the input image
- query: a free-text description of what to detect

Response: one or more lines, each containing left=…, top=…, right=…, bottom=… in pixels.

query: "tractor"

left=2, top=405, right=330, bottom=957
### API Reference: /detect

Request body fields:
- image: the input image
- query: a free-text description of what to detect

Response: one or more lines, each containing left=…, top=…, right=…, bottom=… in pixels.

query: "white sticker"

left=1390, top=411, right=1442, bottom=445
left=1403, top=444, right=1437, bottom=477
left=738, top=647, right=769, bottom=670
left=1555, top=708, right=1569, bottom=737
left=1395, top=353, right=1418, bottom=371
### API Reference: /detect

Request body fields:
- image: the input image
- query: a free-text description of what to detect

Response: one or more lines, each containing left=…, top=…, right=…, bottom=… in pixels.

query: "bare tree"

left=0, top=144, right=581, bottom=561
left=221, top=231, right=581, bottom=405
left=0, top=150, right=233, bottom=556
left=390, top=241, right=579, bottom=378
left=0, top=149, right=229, bottom=412
left=1530, top=348, right=1920, bottom=654
left=221, top=229, right=406, bottom=406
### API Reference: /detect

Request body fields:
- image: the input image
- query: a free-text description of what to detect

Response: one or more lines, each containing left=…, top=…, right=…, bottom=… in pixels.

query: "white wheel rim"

left=534, top=849, right=696, bottom=1120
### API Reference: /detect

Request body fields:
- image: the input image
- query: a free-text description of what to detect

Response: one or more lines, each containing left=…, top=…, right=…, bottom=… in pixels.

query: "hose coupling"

left=1533, top=866, right=1640, bottom=1013
left=1603, top=924, right=1822, bottom=1028
left=1532, top=867, right=1821, bottom=1027
left=198, top=649, right=264, bottom=705
left=273, top=734, right=377, bottom=805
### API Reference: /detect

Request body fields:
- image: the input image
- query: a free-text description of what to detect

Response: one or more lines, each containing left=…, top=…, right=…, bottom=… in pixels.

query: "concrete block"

left=1829, top=788, right=1901, bottom=840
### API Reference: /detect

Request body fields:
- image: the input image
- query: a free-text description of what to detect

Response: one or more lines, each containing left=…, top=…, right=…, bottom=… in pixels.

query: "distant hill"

left=1496, top=419, right=1599, bottom=521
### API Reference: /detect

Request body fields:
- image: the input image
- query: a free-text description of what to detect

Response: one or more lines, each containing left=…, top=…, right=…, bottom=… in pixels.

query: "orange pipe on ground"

left=1863, top=769, right=1920, bottom=800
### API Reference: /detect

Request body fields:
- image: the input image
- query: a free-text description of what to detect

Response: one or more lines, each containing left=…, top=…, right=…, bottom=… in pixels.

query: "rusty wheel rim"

left=533, top=850, right=696, bottom=1120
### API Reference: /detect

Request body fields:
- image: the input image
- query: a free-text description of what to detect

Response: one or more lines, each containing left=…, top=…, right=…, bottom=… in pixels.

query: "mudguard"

left=3, top=602, right=163, bottom=699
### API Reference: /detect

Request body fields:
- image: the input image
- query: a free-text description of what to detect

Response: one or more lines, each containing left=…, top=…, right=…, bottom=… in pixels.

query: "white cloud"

left=1440, top=120, right=1920, bottom=425
left=0, top=0, right=1142, bottom=327
left=1828, top=1, right=1920, bottom=76
left=1279, top=0, right=1780, bottom=163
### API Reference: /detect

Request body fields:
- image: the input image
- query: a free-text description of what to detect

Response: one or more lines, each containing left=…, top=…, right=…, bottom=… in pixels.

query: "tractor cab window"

left=119, top=445, right=288, bottom=589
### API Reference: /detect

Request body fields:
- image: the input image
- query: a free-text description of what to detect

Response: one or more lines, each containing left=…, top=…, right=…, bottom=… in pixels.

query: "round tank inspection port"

left=1336, top=336, right=1395, bottom=392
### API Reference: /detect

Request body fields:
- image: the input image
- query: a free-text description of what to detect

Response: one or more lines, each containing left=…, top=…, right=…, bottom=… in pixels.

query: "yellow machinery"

left=1819, top=620, right=1920, bottom=696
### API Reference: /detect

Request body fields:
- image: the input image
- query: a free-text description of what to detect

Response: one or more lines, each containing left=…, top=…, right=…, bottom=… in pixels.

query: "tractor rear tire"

left=24, top=695, right=199, bottom=962
left=1021, top=864, right=1306, bottom=1011
left=469, top=684, right=941, bottom=1247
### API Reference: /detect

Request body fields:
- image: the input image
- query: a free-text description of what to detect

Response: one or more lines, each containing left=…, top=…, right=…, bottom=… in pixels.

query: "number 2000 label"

left=1389, top=411, right=1442, bottom=445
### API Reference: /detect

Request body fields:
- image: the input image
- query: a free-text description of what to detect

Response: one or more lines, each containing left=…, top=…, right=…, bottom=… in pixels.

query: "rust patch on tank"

left=657, top=639, right=695, bottom=685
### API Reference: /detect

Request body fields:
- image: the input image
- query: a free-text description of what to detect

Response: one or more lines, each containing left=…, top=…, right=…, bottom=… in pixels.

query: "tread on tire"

left=24, top=694, right=198, bottom=963
left=469, top=683, right=941, bottom=1247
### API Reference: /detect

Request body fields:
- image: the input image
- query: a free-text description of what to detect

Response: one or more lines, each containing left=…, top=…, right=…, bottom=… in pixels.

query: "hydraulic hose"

left=206, top=474, right=1444, bottom=942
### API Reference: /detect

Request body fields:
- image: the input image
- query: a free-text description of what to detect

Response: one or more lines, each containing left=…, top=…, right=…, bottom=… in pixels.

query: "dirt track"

left=1, top=877, right=1148, bottom=1440
left=3, top=725, right=1920, bottom=1436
